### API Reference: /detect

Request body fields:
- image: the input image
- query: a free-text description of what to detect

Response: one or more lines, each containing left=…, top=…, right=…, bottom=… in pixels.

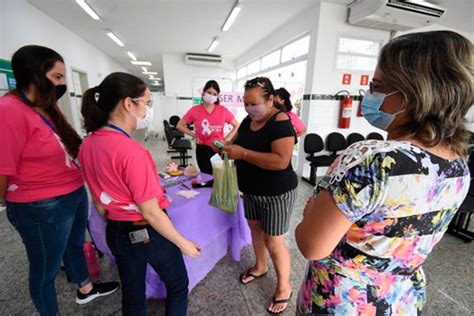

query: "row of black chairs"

left=163, top=118, right=192, bottom=167
left=302, top=132, right=384, bottom=186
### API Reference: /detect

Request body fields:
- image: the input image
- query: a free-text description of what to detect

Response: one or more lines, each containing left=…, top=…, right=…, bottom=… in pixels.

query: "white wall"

left=397, top=23, right=474, bottom=42
left=0, top=1, right=4, bottom=54
left=0, top=0, right=128, bottom=133
left=162, top=53, right=236, bottom=123
left=235, top=6, right=317, bottom=69
left=311, top=2, right=391, bottom=95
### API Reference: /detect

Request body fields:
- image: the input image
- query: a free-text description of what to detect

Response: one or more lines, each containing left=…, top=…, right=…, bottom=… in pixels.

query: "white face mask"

left=203, top=93, right=218, bottom=105
left=133, top=106, right=153, bottom=130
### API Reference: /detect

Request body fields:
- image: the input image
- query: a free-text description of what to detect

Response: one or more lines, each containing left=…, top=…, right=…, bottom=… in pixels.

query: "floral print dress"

left=297, top=140, right=470, bottom=315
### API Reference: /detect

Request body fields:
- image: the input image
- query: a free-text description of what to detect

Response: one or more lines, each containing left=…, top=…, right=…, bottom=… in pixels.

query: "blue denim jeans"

left=6, top=186, right=90, bottom=316
left=106, top=220, right=189, bottom=316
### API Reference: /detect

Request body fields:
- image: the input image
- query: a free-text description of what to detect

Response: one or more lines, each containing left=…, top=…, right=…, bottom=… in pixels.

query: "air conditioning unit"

left=185, top=53, right=223, bottom=67
left=348, top=0, right=446, bottom=31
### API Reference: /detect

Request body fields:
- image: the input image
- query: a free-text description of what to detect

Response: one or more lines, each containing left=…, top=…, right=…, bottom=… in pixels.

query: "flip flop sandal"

left=239, top=269, right=268, bottom=285
left=267, top=291, right=292, bottom=315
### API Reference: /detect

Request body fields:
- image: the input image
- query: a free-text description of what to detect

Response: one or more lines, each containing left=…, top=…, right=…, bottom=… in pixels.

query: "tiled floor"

left=1, top=135, right=473, bottom=315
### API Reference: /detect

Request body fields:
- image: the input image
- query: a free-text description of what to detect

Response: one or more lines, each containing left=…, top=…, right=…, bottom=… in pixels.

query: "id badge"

left=129, top=228, right=150, bottom=244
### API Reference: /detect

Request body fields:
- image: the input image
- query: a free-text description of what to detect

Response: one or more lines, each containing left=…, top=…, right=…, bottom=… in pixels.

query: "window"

left=338, top=37, right=381, bottom=56
left=247, top=59, right=261, bottom=75
left=237, top=66, right=247, bottom=79
left=335, top=36, right=382, bottom=71
left=281, top=35, right=310, bottom=62
left=336, top=55, right=378, bottom=71
left=261, top=50, right=281, bottom=70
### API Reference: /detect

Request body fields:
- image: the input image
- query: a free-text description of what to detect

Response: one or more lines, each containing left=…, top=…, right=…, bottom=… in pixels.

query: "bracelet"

left=243, top=151, right=248, bottom=160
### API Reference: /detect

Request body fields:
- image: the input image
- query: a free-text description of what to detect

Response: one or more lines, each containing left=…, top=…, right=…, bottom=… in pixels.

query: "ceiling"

left=27, top=0, right=323, bottom=89
left=27, top=0, right=473, bottom=90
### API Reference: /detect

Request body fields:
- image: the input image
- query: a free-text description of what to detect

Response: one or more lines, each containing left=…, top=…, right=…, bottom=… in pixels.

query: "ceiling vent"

left=348, top=0, right=446, bottom=31
left=185, top=53, right=223, bottom=67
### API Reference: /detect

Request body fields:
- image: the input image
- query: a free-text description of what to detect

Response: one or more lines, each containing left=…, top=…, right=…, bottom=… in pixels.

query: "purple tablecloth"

left=88, top=173, right=251, bottom=298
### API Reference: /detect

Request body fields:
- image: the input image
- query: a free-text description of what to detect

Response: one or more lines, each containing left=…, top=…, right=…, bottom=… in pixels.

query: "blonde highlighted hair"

left=379, top=30, right=473, bottom=156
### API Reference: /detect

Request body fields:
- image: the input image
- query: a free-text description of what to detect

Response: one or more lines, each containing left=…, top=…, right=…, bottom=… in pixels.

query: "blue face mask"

left=361, top=90, right=404, bottom=131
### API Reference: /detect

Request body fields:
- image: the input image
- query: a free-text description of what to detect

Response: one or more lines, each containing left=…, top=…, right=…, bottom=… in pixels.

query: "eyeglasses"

left=244, top=77, right=273, bottom=97
left=132, top=97, right=153, bottom=108
left=368, top=81, right=398, bottom=97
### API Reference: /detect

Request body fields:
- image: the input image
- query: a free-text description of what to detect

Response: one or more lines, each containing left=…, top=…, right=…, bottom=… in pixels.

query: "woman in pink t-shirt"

left=79, top=72, right=201, bottom=316
left=177, top=80, right=239, bottom=174
left=275, top=88, right=306, bottom=138
left=0, top=45, right=118, bottom=315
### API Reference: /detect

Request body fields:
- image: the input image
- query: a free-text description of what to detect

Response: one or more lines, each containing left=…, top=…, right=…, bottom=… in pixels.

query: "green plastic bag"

left=209, top=154, right=239, bottom=214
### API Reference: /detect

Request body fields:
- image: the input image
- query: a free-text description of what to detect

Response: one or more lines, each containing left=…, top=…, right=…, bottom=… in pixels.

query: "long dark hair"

left=275, top=87, right=293, bottom=112
left=81, top=72, right=147, bottom=133
left=11, top=45, right=82, bottom=158
left=379, top=30, right=473, bottom=156
left=203, top=80, right=220, bottom=105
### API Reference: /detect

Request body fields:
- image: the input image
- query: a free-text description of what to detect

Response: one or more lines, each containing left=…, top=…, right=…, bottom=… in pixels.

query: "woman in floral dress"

left=295, top=31, right=473, bottom=315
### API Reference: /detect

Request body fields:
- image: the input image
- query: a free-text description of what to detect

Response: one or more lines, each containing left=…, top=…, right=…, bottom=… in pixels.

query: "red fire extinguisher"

left=337, top=90, right=353, bottom=129
left=357, top=89, right=365, bottom=117
left=84, top=241, right=101, bottom=279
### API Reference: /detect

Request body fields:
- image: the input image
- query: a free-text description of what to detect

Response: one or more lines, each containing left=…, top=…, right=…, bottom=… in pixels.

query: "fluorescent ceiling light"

left=151, top=81, right=162, bottom=86
left=131, top=60, right=152, bottom=66
left=208, top=37, right=219, bottom=53
left=76, top=0, right=100, bottom=21
left=222, top=3, right=241, bottom=32
left=143, top=71, right=158, bottom=75
left=149, top=75, right=160, bottom=80
left=141, top=67, right=148, bottom=72
left=106, top=31, right=124, bottom=47
left=127, top=51, right=137, bottom=61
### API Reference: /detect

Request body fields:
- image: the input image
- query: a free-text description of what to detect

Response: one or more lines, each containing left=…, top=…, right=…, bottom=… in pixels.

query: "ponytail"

left=81, top=87, right=109, bottom=133
left=81, top=72, right=147, bottom=133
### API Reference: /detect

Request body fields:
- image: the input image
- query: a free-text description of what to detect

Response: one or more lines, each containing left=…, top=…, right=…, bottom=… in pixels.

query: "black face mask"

left=55, top=84, right=67, bottom=100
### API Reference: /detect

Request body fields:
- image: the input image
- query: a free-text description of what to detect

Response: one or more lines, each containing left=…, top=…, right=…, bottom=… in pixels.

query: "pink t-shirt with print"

left=0, top=94, right=83, bottom=202
left=182, top=104, right=234, bottom=147
left=78, top=129, right=169, bottom=222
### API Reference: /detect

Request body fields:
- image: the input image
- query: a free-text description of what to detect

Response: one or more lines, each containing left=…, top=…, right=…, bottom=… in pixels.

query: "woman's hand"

left=179, top=239, right=201, bottom=257
left=223, top=144, right=246, bottom=160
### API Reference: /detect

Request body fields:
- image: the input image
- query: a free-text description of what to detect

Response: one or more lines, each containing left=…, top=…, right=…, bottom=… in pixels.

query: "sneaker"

left=75, top=281, right=120, bottom=305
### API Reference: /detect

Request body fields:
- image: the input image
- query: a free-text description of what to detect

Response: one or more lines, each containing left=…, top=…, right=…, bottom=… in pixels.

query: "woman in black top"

left=223, top=77, right=297, bottom=314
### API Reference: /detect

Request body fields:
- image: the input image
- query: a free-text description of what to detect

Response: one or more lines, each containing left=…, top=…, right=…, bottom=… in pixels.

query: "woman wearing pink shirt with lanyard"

left=274, top=88, right=306, bottom=138
left=0, top=45, right=119, bottom=316
left=79, top=72, right=201, bottom=316
left=177, top=80, right=239, bottom=175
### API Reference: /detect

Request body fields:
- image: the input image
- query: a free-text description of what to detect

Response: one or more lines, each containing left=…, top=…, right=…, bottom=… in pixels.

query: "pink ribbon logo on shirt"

left=201, top=119, right=212, bottom=136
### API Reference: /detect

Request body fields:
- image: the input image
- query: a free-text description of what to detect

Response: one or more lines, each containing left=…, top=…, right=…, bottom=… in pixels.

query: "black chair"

left=164, top=122, right=192, bottom=166
left=367, top=132, right=384, bottom=140
left=347, top=133, right=365, bottom=146
left=448, top=150, right=474, bottom=242
left=302, top=134, right=334, bottom=186
left=163, top=120, right=184, bottom=141
left=169, top=115, right=180, bottom=128
left=326, top=132, right=347, bottom=155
